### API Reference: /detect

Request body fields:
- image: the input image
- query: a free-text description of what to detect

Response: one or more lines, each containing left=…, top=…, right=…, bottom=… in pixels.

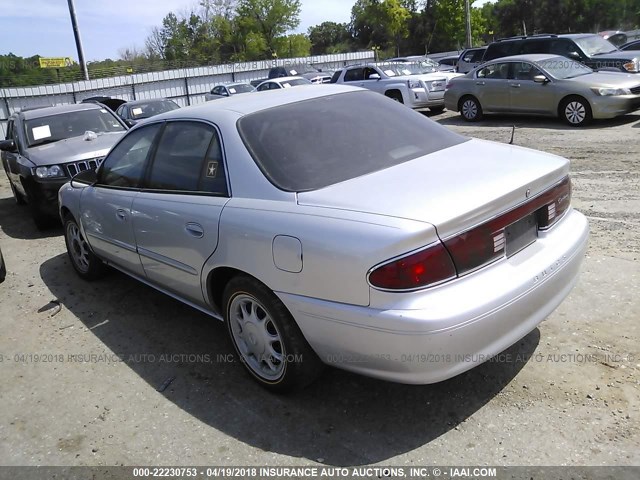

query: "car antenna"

left=509, top=126, right=516, bottom=145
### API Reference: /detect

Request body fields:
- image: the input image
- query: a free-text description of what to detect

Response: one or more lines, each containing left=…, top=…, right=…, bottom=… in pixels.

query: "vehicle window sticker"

left=229, top=88, right=236, bottom=94
left=32, top=125, right=52, bottom=141
left=206, top=161, right=218, bottom=178
left=132, top=107, right=143, bottom=116
left=282, top=83, right=292, bottom=88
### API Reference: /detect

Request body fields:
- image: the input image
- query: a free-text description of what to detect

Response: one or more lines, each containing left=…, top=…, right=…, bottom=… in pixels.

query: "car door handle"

left=185, top=223, right=204, bottom=238
left=116, top=209, right=128, bottom=221
left=475, top=81, right=485, bottom=86
left=511, top=83, right=521, bottom=88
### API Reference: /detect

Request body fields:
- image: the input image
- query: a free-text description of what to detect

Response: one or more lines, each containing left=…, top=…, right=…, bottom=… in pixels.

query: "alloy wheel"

left=565, top=101, right=586, bottom=125
left=67, top=223, right=91, bottom=273
left=228, top=294, right=285, bottom=381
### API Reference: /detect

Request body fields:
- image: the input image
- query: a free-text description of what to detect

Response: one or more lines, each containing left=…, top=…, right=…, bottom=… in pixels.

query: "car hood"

left=567, top=71, right=640, bottom=88
left=591, top=50, right=640, bottom=61
left=25, top=132, right=124, bottom=166
left=297, top=138, right=569, bottom=239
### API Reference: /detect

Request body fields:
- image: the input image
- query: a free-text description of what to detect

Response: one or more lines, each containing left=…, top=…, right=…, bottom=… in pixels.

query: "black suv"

left=0, top=104, right=127, bottom=229
left=484, top=34, right=640, bottom=73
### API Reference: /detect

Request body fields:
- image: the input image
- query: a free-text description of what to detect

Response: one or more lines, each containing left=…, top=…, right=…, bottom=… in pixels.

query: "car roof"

left=151, top=84, right=362, bottom=119
left=20, top=102, right=102, bottom=121
left=485, top=53, right=560, bottom=63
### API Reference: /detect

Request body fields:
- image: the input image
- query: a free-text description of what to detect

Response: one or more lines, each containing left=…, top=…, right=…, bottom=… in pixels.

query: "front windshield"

left=392, top=61, right=438, bottom=75
left=537, top=57, right=593, bottom=79
left=574, top=35, right=618, bottom=55
left=25, top=109, right=125, bottom=147
left=229, top=84, right=255, bottom=94
left=130, top=100, right=179, bottom=119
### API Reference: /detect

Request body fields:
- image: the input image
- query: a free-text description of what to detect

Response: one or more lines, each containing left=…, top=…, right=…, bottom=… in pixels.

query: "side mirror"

left=369, top=73, right=381, bottom=80
left=0, top=139, right=17, bottom=152
left=533, top=75, right=549, bottom=84
left=70, top=167, right=98, bottom=188
left=125, top=119, right=136, bottom=128
left=567, top=51, right=581, bottom=60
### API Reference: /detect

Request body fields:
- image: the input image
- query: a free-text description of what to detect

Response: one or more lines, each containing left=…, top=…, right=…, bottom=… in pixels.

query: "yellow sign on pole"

left=38, top=57, right=74, bottom=69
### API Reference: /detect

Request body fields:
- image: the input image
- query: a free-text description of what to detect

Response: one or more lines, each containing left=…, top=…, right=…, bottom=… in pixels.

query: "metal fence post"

left=184, top=76, right=191, bottom=106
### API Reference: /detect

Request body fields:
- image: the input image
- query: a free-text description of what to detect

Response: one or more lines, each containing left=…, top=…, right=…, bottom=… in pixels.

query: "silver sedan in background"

left=58, top=86, right=588, bottom=391
left=445, top=54, right=640, bottom=126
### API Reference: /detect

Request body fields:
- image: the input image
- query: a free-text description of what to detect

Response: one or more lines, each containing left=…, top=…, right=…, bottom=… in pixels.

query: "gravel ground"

left=0, top=110, right=638, bottom=470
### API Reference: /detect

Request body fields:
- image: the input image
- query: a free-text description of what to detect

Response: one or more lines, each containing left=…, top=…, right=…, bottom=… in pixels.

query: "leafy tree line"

left=2, top=0, right=639, bottom=87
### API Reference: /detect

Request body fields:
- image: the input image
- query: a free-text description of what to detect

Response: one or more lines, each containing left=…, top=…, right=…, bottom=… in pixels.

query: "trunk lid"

left=297, top=138, right=569, bottom=239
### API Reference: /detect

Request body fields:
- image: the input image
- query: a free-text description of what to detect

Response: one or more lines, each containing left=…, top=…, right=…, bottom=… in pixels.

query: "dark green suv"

left=484, top=34, right=640, bottom=73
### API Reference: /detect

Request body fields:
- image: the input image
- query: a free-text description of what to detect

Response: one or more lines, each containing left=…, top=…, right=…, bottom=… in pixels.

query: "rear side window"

left=470, top=49, right=486, bottom=62
left=485, top=41, right=520, bottom=60
left=344, top=68, right=364, bottom=82
left=520, top=40, right=551, bottom=54
left=477, top=63, right=510, bottom=79
left=237, top=91, right=468, bottom=192
left=146, top=122, right=227, bottom=195
left=330, top=70, right=342, bottom=83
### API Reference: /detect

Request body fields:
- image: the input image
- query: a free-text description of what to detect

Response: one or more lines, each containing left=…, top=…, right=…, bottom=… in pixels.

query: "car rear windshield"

left=130, top=100, right=179, bottom=119
left=25, top=108, right=125, bottom=147
left=237, top=90, right=468, bottom=192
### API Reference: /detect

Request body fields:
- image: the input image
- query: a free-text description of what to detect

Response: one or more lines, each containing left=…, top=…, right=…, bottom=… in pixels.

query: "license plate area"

left=505, top=213, right=538, bottom=258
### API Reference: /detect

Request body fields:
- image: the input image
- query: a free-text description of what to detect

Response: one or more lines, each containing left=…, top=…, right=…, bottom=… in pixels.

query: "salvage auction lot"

left=0, top=111, right=638, bottom=467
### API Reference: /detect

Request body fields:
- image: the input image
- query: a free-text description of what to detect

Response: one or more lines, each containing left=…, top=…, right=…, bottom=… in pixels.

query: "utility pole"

left=465, top=0, right=472, bottom=49
left=67, top=0, right=89, bottom=81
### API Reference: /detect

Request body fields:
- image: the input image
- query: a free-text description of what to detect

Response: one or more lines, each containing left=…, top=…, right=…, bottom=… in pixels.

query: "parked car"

left=484, top=34, right=640, bottom=73
left=436, top=55, right=460, bottom=72
left=598, top=30, right=628, bottom=47
left=444, top=54, right=640, bottom=126
left=115, top=99, right=180, bottom=127
left=58, top=85, right=588, bottom=391
left=331, top=63, right=450, bottom=111
left=251, top=65, right=332, bottom=87
left=387, top=55, right=451, bottom=73
left=205, top=83, right=255, bottom=101
left=81, top=96, right=127, bottom=112
left=0, top=103, right=127, bottom=228
left=621, top=39, right=640, bottom=51
left=0, top=246, right=5, bottom=284
left=457, top=47, right=488, bottom=73
left=255, top=77, right=312, bottom=91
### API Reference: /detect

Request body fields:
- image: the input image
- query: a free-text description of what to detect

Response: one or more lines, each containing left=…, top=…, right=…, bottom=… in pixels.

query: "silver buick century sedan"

left=58, top=85, right=589, bottom=391
left=445, top=54, right=640, bottom=126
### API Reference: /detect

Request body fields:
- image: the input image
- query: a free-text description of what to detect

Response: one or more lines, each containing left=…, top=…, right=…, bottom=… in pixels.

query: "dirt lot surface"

left=0, top=111, right=638, bottom=470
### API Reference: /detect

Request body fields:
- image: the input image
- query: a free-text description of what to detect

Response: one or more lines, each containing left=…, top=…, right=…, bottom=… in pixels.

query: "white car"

left=58, top=85, right=589, bottom=391
left=332, top=63, right=458, bottom=111
left=255, top=76, right=312, bottom=91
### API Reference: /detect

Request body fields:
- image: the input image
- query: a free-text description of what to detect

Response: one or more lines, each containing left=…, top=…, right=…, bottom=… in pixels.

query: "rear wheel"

left=459, top=96, right=483, bottom=121
left=223, top=275, right=323, bottom=392
left=560, top=96, right=592, bottom=127
left=64, top=216, right=106, bottom=280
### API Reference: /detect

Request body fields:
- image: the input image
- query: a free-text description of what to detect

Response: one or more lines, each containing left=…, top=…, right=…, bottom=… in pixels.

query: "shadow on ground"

left=436, top=112, right=640, bottom=130
left=0, top=196, right=63, bottom=240
left=40, top=253, right=540, bottom=466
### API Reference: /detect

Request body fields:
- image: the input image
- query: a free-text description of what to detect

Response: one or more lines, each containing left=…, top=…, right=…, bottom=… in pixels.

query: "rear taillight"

left=369, top=176, right=572, bottom=290
left=368, top=243, right=457, bottom=291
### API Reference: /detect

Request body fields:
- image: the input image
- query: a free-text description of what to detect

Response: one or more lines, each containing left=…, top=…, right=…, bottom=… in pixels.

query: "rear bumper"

left=278, top=209, right=589, bottom=384
left=591, top=94, right=640, bottom=119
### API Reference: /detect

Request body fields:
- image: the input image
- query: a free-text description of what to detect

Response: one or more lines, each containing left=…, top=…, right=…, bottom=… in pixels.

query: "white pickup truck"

left=331, top=62, right=462, bottom=111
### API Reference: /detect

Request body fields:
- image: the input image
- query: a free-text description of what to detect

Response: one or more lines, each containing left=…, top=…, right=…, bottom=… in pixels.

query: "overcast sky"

left=1, top=0, right=491, bottom=61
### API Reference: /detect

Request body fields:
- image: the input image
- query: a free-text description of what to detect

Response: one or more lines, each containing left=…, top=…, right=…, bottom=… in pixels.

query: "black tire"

left=429, top=106, right=445, bottom=114
left=459, top=96, right=483, bottom=121
left=386, top=91, right=404, bottom=103
left=223, top=275, right=324, bottom=392
left=9, top=180, right=26, bottom=205
left=560, top=96, right=592, bottom=127
left=63, top=216, right=107, bottom=280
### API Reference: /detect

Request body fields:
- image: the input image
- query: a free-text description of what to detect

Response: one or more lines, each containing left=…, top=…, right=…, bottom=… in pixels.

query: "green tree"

left=237, top=0, right=302, bottom=57
left=308, top=22, right=352, bottom=55
left=384, top=0, right=411, bottom=56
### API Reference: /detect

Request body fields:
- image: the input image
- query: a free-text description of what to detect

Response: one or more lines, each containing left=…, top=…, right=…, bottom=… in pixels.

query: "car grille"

left=630, top=85, right=640, bottom=95
left=65, top=157, right=104, bottom=177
